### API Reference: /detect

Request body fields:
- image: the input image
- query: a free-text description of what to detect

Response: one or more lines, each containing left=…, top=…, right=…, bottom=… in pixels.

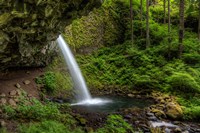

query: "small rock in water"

left=24, top=80, right=31, bottom=85
left=0, top=93, right=6, bottom=97
left=9, top=90, right=17, bottom=96
left=165, top=128, right=171, bottom=133
left=54, top=99, right=63, bottom=104
left=174, top=127, right=182, bottom=133
left=15, top=83, right=21, bottom=88
left=128, top=94, right=134, bottom=97
left=124, top=114, right=132, bottom=119
left=8, top=99, right=17, bottom=107
left=182, top=131, right=189, bottom=133
left=148, top=116, right=157, bottom=121
left=146, top=112, right=154, bottom=117
left=196, top=129, right=200, bottom=132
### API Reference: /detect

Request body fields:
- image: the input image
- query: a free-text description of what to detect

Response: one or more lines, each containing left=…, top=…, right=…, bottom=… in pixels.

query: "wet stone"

left=146, top=112, right=154, bottom=117
left=128, top=94, right=134, bottom=97
left=165, top=128, right=171, bottom=133
left=174, top=127, right=182, bottom=133
left=124, top=114, right=132, bottom=119
left=148, top=116, right=157, bottom=121
left=196, top=129, right=200, bottom=132
left=182, top=131, right=189, bottom=133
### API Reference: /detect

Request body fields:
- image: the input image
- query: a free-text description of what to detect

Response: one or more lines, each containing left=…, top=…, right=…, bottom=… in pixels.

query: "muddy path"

left=0, top=68, right=44, bottom=99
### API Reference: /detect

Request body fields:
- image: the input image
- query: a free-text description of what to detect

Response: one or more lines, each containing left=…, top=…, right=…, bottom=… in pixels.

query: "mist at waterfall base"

left=57, top=35, right=111, bottom=106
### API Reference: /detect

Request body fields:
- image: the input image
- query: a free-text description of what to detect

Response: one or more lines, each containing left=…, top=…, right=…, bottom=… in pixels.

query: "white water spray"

left=57, top=35, right=111, bottom=105
left=57, top=35, right=91, bottom=101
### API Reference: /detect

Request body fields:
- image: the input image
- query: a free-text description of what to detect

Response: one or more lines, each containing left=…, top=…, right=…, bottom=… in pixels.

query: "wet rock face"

left=0, top=0, right=102, bottom=70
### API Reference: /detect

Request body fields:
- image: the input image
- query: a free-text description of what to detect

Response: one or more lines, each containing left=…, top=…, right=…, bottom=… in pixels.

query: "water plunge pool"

left=70, top=96, right=153, bottom=113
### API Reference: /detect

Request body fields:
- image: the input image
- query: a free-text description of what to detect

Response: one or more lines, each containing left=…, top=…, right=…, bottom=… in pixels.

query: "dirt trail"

left=0, top=68, right=44, bottom=98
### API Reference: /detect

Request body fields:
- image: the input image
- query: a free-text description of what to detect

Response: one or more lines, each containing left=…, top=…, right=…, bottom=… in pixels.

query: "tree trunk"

left=140, top=0, right=143, bottom=36
left=164, top=0, right=166, bottom=24
left=179, top=0, right=184, bottom=58
left=167, top=0, right=171, bottom=58
left=146, top=0, right=150, bottom=48
left=198, top=1, right=200, bottom=41
left=130, top=0, right=133, bottom=45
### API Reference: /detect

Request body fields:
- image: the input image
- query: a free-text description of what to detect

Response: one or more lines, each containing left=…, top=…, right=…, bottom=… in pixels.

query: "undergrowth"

left=75, top=22, right=200, bottom=120
left=19, top=120, right=84, bottom=133
left=96, top=115, right=134, bottom=133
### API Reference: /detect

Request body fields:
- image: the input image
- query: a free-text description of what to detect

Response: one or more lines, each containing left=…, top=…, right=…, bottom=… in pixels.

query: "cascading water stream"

left=57, top=35, right=111, bottom=105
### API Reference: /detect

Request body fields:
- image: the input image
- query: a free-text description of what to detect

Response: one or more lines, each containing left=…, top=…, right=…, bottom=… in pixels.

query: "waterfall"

left=57, top=35, right=91, bottom=102
left=57, top=35, right=111, bottom=105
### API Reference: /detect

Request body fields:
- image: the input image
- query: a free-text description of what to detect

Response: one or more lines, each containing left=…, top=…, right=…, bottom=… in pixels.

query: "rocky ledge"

left=0, top=0, right=102, bottom=71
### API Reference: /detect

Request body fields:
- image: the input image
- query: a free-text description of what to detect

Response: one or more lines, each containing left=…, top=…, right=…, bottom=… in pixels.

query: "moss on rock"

left=0, top=0, right=102, bottom=70
left=64, top=1, right=127, bottom=52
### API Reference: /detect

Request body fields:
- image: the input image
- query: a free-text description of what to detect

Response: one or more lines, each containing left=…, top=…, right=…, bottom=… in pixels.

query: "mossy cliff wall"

left=0, top=0, right=102, bottom=70
left=64, top=1, right=128, bottom=53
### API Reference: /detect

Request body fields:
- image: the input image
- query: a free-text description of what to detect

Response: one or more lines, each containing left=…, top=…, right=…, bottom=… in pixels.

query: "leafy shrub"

left=96, top=115, right=134, bottom=133
left=36, top=72, right=56, bottom=93
left=183, top=53, right=200, bottom=65
left=166, top=72, right=200, bottom=93
left=3, top=97, right=60, bottom=120
left=19, top=120, right=84, bottom=133
left=0, top=128, right=7, bottom=133
left=183, top=106, right=200, bottom=121
left=17, top=99, right=60, bottom=120
left=19, top=121, right=67, bottom=133
left=2, top=105, right=16, bottom=117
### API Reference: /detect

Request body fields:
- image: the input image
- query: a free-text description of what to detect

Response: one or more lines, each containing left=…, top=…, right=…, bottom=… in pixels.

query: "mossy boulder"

left=166, top=102, right=183, bottom=119
left=0, top=0, right=102, bottom=70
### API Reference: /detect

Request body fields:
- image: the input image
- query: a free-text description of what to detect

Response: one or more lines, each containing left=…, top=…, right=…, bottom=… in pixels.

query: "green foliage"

left=19, top=120, right=84, bottom=133
left=184, top=106, right=200, bottom=120
left=19, top=121, right=67, bottom=133
left=0, top=128, right=7, bottom=133
left=166, top=72, right=200, bottom=93
left=65, top=0, right=127, bottom=49
left=36, top=72, right=56, bottom=93
left=36, top=68, right=72, bottom=95
left=2, top=98, right=60, bottom=120
left=177, top=96, right=200, bottom=121
left=96, top=115, right=134, bottom=133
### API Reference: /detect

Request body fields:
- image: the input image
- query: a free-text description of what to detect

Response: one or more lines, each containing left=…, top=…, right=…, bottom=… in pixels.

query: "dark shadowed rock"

left=0, top=0, right=102, bottom=70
